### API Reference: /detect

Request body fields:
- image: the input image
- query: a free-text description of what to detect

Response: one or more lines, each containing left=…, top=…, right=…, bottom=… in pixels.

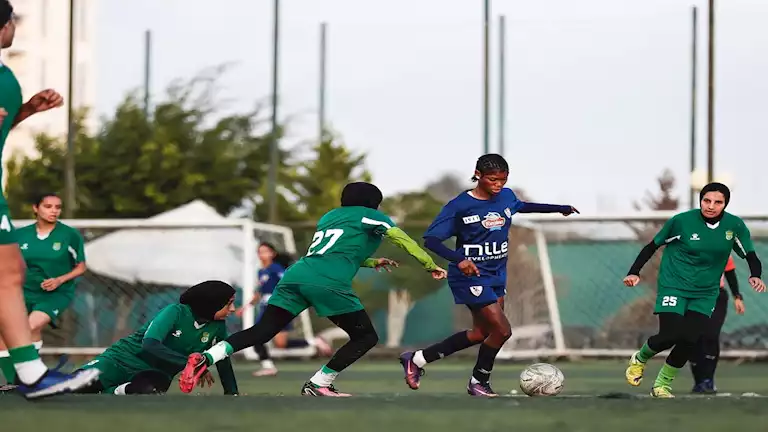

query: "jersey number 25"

left=307, top=229, right=345, bottom=256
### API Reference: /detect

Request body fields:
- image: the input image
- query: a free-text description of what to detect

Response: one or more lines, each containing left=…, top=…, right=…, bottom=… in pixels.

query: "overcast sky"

left=96, top=0, right=768, bottom=215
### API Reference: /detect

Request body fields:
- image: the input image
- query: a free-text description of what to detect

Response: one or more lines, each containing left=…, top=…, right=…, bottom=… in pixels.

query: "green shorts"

left=268, top=283, right=364, bottom=318
left=25, top=293, right=74, bottom=328
left=0, top=203, right=16, bottom=245
left=654, top=288, right=719, bottom=317
left=80, top=356, right=171, bottom=392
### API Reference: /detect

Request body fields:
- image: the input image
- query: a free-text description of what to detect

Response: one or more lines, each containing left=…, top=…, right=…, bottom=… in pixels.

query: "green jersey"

left=101, top=304, right=228, bottom=377
left=0, top=63, right=23, bottom=206
left=280, top=206, right=396, bottom=289
left=653, top=209, right=754, bottom=295
left=17, top=222, right=85, bottom=301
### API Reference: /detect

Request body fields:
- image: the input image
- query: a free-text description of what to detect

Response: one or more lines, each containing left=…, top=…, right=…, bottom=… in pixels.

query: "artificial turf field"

left=3, top=359, right=768, bottom=432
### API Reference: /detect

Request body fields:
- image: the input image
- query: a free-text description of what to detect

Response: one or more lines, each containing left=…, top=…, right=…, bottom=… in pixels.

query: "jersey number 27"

left=307, top=229, right=345, bottom=256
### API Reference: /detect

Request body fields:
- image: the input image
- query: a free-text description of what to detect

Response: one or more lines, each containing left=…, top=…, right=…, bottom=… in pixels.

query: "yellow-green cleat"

left=651, top=385, right=674, bottom=398
left=625, top=352, right=646, bottom=387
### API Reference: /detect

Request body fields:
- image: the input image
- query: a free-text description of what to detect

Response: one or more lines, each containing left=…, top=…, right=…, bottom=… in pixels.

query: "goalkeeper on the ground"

left=75, top=280, right=238, bottom=395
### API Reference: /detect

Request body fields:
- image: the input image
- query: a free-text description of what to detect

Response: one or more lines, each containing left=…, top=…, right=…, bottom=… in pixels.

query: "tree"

left=5, top=68, right=281, bottom=219
left=269, top=134, right=372, bottom=250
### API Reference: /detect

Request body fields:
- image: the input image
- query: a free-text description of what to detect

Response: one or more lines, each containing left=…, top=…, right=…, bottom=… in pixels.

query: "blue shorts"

left=450, top=284, right=506, bottom=305
left=257, top=302, right=294, bottom=331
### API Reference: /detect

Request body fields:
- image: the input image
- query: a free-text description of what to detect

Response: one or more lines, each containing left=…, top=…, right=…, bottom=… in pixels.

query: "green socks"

left=636, top=343, right=657, bottom=363
left=654, top=363, right=680, bottom=388
left=0, top=351, right=15, bottom=384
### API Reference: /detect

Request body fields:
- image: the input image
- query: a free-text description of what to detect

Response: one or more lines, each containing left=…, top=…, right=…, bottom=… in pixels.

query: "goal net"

left=16, top=202, right=315, bottom=360
left=498, top=212, right=768, bottom=360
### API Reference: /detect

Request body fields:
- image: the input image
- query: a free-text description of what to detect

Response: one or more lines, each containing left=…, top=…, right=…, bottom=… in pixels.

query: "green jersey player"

left=7, top=194, right=86, bottom=384
left=622, top=183, right=765, bottom=398
left=180, top=182, right=447, bottom=397
left=76, top=280, right=238, bottom=395
left=0, top=0, right=100, bottom=399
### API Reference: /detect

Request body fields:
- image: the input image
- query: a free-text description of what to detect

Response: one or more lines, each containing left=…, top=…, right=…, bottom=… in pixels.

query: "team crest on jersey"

left=504, top=208, right=512, bottom=218
left=725, top=231, right=733, bottom=240
left=481, top=212, right=506, bottom=231
left=201, top=332, right=210, bottom=343
left=260, top=274, right=269, bottom=283
left=52, top=242, right=61, bottom=251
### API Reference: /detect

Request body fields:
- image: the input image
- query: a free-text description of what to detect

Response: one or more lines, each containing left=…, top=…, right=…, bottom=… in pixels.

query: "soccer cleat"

left=179, top=353, right=208, bottom=394
left=691, top=379, right=717, bottom=394
left=399, top=351, right=425, bottom=390
left=252, top=367, right=278, bottom=377
left=625, top=352, right=646, bottom=387
left=16, top=367, right=100, bottom=400
left=300, top=381, right=351, bottom=397
left=651, top=385, right=674, bottom=398
left=467, top=379, right=498, bottom=397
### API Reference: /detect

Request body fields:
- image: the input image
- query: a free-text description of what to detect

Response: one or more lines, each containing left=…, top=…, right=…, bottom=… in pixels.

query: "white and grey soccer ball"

left=519, top=363, right=564, bottom=396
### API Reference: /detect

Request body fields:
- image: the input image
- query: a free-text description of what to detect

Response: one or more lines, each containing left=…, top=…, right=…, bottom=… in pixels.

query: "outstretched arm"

left=423, top=236, right=464, bottom=263
left=383, top=227, right=439, bottom=271
left=518, top=202, right=578, bottom=215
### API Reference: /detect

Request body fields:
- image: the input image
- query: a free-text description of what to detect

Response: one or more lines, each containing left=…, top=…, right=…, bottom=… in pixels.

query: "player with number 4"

left=179, top=182, right=447, bottom=397
left=622, top=183, right=765, bottom=398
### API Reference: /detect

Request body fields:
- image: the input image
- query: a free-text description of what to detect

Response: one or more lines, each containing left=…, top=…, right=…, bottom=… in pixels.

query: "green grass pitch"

left=3, top=359, right=768, bottom=432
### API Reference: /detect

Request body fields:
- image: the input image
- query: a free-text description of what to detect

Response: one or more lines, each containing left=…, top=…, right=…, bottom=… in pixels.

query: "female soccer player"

left=0, top=0, right=98, bottom=399
left=237, top=242, right=332, bottom=377
left=399, top=154, right=579, bottom=397
left=179, top=182, right=447, bottom=397
left=0, top=194, right=86, bottom=385
left=623, top=182, right=765, bottom=398
left=77, top=280, right=239, bottom=395
left=690, top=255, right=744, bottom=393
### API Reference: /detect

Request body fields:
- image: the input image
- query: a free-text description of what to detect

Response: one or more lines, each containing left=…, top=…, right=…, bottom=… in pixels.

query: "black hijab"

left=699, top=182, right=731, bottom=224
left=179, top=280, right=235, bottom=321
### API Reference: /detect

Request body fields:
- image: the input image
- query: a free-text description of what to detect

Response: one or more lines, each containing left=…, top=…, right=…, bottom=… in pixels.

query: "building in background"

left=1, top=0, right=97, bottom=179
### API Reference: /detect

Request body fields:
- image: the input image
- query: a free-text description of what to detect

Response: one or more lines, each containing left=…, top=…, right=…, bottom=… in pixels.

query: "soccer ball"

left=519, top=363, right=564, bottom=396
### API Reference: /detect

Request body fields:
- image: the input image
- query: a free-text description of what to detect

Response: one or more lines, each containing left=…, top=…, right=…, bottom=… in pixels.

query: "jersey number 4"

left=307, top=229, right=345, bottom=256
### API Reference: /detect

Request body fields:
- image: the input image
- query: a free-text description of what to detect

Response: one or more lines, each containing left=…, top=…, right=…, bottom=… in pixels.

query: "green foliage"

left=6, top=69, right=282, bottom=219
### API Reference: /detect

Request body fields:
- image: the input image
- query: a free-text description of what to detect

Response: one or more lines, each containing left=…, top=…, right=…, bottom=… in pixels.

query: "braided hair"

left=471, top=153, right=509, bottom=182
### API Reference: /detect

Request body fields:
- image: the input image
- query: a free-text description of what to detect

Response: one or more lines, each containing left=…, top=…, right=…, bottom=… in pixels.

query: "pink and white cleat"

left=467, top=379, right=498, bottom=397
left=252, top=367, right=278, bottom=377
left=300, top=381, right=351, bottom=397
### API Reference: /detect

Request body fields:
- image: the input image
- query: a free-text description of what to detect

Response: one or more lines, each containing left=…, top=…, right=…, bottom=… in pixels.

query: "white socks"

left=413, top=350, right=427, bottom=368
left=260, top=359, right=276, bottom=370
left=310, top=366, right=338, bottom=387
left=15, top=359, right=47, bottom=385
left=205, top=341, right=233, bottom=364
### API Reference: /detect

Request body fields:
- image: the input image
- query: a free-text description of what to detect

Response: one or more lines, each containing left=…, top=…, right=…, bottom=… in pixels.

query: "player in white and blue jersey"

left=399, top=154, right=578, bottom=397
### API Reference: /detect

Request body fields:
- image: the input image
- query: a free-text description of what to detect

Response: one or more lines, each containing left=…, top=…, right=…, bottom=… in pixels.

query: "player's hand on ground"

left=40, top=277, right=63, bottom=291
left=458, top=259, right=480, bottom=277
left=749, top=277, right=766, bottom=293
left=734, top=297, right=746, bottom=315
left=374, top=258, right=399, bottom=272
left=561, top=206, right=580, bottom=216
left=27, top=89, right=64, bottom=113
left=199, top=371, right=215, bottom=388
left=623, top=275, right=640, bottom=287
left=430, top=266, right=448, bottom=280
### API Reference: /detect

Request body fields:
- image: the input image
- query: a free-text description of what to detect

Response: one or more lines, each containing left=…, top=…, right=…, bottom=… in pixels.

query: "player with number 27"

left=179, top=182, right=446, bottom=397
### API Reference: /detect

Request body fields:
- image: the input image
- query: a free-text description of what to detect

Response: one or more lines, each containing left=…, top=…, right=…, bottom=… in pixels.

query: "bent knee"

left=467, top=328, right=489, bottom=343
